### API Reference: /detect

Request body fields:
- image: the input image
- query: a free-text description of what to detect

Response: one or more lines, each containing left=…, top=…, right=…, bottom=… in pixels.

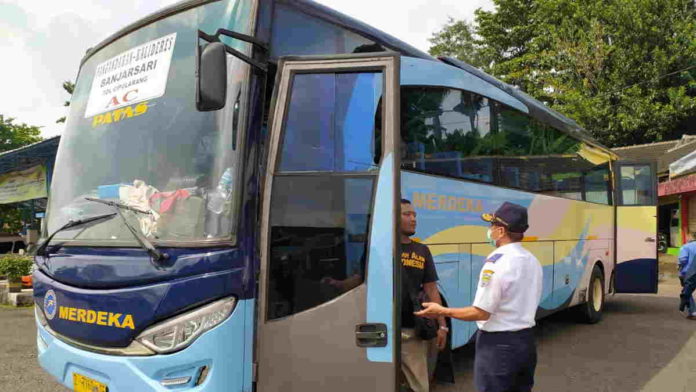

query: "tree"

left=0, top=205, right=24, bottom=237
left=429, top=0, right=696, bottom=147
left=429, top=18, right=487, bottom=68
left=0, top=115, right=43, bottom=152
left=56, top=80, right=75, bottom=124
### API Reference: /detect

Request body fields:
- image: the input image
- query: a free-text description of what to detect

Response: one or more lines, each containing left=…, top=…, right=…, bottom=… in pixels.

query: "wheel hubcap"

left=592, top=277, right=603, bottom=312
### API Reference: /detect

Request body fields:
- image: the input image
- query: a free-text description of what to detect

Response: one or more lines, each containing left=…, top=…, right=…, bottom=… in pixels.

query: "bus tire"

left=579, top=265, right=604, bottom=324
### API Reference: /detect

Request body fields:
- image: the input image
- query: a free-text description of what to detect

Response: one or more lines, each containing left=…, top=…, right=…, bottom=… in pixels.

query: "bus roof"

left=80, top=0, right=611, bottom=155
left=281, top=1, right=610, bottom=153
left=281, top=0, right=433, bottom=60
left=81, top=0, right=218, bottom=67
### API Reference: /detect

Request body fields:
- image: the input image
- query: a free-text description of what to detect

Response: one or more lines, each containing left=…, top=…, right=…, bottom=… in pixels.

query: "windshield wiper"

left=84, top=197, right=152, bottom=215
left=84, top=197, right=169, bottom=263
left=35, top=213, right=117, bottom=257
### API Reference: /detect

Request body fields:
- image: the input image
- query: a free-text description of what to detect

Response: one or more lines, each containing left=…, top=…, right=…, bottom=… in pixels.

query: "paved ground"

left=436, top=261, right=696, bottom=392
left=0, top=306, right=67, bottom=392
left=1, top=259, right=693, bottom=392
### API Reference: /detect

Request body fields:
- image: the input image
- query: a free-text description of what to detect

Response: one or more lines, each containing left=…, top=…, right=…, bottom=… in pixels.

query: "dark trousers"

left=680, top=274, right=696, bottom=313
left=474, top=328, right=536, bottom=392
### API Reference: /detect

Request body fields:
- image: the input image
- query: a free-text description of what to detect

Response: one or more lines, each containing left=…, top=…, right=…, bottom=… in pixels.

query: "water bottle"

left=207, top=168, right=233, bottom=214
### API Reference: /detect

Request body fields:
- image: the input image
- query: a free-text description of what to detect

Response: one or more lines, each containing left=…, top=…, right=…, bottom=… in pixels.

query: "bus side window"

left=400, top=86, right=613, bottom=204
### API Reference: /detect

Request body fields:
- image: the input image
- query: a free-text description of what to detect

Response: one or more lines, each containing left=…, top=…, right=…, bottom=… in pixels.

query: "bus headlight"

left=35, top=304, right=48, bottom=327
left=136, top=297, right=236, bottom=354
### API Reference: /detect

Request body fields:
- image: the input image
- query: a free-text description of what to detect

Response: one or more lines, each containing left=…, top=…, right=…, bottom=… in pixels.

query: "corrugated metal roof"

left=670, top=149, right=696, bottom=178
left=613, top=135, right=696, bottom=173
left=0, top=136, right=60, bottom=175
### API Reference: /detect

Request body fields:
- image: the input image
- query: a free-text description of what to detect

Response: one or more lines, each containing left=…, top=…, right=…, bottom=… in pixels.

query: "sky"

left=0, top=0, right=493, bottom=138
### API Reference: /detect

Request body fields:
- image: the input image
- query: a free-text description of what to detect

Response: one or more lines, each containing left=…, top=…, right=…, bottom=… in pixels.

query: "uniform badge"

left=481, top=269, right=494, bottom=287
left=485, top=254, right=502, bottom=263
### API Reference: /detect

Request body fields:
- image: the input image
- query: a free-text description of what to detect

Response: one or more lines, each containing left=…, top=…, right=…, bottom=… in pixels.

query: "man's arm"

left=678, top=247, right=689, bottom=276
left=322, top=274, right=362, bottom=292
left=423, top=282, right=446, bottom=328
left=415, top=302, right=490, bottom=321
left=443, top=305, right=491, bottom=321
left=422, top=282, right=448, bottom=350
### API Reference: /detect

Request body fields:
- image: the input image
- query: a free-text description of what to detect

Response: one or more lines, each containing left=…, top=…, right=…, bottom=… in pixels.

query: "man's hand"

left=436, top=328, right=447, bottom=350
left=414, top=302, right=446, bottom=319
left=320, top=277, right=341, bottom=290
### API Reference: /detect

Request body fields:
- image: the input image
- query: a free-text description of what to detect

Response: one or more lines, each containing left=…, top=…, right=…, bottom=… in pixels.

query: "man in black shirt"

left=400, top=199, right=447, bottom=392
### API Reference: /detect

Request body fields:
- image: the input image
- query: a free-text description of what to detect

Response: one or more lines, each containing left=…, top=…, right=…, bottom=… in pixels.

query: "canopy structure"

left=0, top=136, right=59, bottom=205
left=0, top=136, right=59, bottom=239
left=0, top=136, right=59, bottom=175
left=670, top=149, right=696, bottom=179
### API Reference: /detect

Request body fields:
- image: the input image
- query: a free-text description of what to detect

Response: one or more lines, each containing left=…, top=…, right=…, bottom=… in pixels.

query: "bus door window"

left=267, top=72, right=382, bottom=320
left=620, top=165, right=655, bottom=205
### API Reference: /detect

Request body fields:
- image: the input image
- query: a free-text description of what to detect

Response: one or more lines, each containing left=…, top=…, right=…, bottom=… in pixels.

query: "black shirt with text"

left=401, top=241, right=438, bottom=328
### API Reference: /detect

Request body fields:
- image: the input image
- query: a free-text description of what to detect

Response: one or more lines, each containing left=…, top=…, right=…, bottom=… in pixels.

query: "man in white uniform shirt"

left=416, top=202, right=543, bottom=392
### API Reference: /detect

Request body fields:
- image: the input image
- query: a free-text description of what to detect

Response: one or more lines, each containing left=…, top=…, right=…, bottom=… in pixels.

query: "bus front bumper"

left=35, top=299, right=254, bottom=392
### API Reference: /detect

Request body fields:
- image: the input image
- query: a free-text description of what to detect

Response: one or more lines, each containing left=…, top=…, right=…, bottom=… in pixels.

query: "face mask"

left=486, top=228, right=497, bottom=247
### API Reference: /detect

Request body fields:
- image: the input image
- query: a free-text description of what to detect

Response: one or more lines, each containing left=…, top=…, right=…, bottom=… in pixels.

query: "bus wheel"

left=579, top=265, right=604, bottom=324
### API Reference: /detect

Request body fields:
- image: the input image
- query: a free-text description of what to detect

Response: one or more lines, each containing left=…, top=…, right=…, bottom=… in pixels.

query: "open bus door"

left=256, top=54, right=401, bottom=391
left=614, top=161, right=658, bottom=293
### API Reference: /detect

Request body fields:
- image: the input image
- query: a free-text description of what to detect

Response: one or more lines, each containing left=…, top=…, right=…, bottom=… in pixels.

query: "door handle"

left=355, top=323, right=387, bottom=347
left=645, top=237, right=656, bottom=242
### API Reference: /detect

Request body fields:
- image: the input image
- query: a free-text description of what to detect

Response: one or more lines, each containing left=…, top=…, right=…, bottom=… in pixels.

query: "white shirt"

left=472, top=242, right=543, bottom=332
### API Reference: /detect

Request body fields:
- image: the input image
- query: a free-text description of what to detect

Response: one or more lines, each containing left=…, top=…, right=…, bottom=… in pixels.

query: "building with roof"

left=614, top=135, right=696, bottom=252
left=0, top=136, right=60, bottom=245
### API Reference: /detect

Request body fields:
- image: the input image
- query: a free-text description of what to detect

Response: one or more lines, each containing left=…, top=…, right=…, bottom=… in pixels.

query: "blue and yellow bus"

left=33, top=0, right=658, bottom=391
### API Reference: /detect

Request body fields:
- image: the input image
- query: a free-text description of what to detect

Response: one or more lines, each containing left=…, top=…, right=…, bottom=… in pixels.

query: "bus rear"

left=34, top=1, right=259, bottom=390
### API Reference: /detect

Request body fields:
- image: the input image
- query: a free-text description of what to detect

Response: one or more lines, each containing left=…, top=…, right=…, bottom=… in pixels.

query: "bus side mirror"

left=197, top=42, right=227, bottom=111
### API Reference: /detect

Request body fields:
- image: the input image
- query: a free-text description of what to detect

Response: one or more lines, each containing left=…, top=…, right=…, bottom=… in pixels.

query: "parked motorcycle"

left=658, top=232, right=668, bottom=254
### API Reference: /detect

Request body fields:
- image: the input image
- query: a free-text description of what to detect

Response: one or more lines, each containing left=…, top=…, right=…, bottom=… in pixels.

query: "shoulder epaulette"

left=485, top=254, right=503, bottom=263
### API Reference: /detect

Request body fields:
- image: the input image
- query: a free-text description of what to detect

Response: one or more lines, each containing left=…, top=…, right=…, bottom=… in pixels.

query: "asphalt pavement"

left=1, top=273, right=694, bottom=392
left=435, top=293, right=696, bottom=392
left=0, top=305, right=67, bottom=392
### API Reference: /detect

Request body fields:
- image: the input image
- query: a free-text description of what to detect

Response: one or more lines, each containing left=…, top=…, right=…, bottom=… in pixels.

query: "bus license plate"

left=73, top=373, right=108, bottom=392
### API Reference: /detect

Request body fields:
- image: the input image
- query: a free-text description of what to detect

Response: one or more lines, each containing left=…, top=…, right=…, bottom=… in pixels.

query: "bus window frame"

left=257, top=53, right=402, bottom=389
left=613, top=160, right=658, bottom=207
left=262, top=53, right=401, bottom=314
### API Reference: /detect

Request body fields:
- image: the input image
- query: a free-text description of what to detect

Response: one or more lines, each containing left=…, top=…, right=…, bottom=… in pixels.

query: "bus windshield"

left=47, top=2, right=254, bottom=245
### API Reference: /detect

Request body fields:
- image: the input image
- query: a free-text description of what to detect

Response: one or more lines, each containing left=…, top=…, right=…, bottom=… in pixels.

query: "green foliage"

left=0, top=115, right=42, bottom=152
left=0, top=205, right=23, bottom=234
left=0, top=254, right=33, bottom=279
left=428, top=18, right=487, bottom=68
left=56, top=80, right=75, bottom=124
left=62, top=80, right=75, bottom=97
left=428, top=0, right=696, bottom=147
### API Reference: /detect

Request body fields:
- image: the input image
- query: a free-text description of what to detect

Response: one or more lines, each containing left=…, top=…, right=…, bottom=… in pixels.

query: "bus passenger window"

left=585, top=166, right=611, bottom=204
left=401, top=86, right=613, bottom=204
